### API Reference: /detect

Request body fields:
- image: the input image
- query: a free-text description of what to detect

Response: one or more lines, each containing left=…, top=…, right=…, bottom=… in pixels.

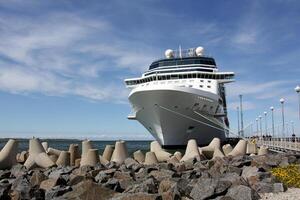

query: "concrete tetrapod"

left=201, top=138, right=223, bottom=159
left=150, top=141, right=172, bottom=162
left=47, top=148, right=62, bottom=157
left=17, top=151, right=28, bottom=163
left=111, top=141, right=128, bottom=164
left=246, top=142, right=258, bottom=154
left=222, top=144, right=233, bottom=156
left=133, top=150, right=145, bottom=163
left=81, top=149, right=100, bottom=167
left=80, top=140, right=93, bottom=166
left=0, top=139, right=18, bottom=170
left=69, top=144, right=80, bottom=166
left=228, top=140, right=247, bottom=157
left=56, top=151, right=70, bottom=167
left=24, top=138, right=55, bottom=169
left=144, top=152, right=158, bottom=165
left=174, top=151, right=182, bottom=161
left=258, top=145, right=269, bottom=155
left=167, top=156, right=179, bottom=165
left=102, top=145, right=114, bottom=161
left=42, top=142, right=48, bottom=152
left=99, top=155, right=109, bottom=165
left=180, top=139, right=201, bottom=162
left=212, top=147, right=225, bottom=159
left=49, top=155, right=58, bottom=163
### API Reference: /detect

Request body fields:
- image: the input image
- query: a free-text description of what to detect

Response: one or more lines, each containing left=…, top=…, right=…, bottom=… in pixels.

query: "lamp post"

left=259, top=115, right=262, bottom=139
left=237, top=106, right=240, bottom=137
left=256, top=118, right=259, bottom=136
left=280, top=98, right=285, bottom=138
left=239, top=95, right=244, bottom=137
left=264, top=111, right=268, bottom=136
left=291, top=121, right=294, bottom=135
left=270, top=107, right=275, bottom=138
left=295, top=85, right=300, bottom=120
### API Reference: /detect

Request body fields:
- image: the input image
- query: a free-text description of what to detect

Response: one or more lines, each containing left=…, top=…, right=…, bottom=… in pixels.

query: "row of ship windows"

left=139, top=81, right=212, bottom=89
left=126, top=73, right=232, bottom=85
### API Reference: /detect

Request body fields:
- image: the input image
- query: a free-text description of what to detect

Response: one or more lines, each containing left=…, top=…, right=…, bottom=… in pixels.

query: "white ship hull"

left=129, top=84, right=227, bottom=146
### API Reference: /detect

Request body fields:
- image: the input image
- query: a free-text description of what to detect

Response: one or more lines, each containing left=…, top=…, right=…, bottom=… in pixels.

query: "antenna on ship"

left=179, top=45, right=182, bottom=58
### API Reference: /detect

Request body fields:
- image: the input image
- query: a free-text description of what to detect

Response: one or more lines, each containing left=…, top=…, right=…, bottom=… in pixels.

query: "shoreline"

left=0, top=138, right=299, bottom=199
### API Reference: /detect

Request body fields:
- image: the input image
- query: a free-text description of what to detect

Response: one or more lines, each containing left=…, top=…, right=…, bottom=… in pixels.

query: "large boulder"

left=45, top=185, right=71, bottom=200
left=61, top=180, right=116, bottom=200
left=190, top=178, right=218, bottom=200
left=30, top=170, right=47, bottom=187
left=225, top=185, right=259, bottom=200
left=112, top=192, right=160, bottom=200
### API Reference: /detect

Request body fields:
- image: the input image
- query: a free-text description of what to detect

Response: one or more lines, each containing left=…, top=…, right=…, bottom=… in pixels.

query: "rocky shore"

left=0, top=138, right=299, bottom=199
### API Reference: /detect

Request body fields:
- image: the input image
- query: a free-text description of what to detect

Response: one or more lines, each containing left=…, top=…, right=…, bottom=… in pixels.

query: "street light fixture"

left=264, top=111, right=268, bottom=136
left=256, top=118, right=259, bottom=136
left=280, top=98, right=285, bottom=138
left=270, top=107, right=275, bottom=138
left=259, top=115, right=262, bottom=138
left=295, top=85, right=300, bottom=120
left=239, top=95, right=244, bottom=137
left=237, top=106, right=240, bottom=137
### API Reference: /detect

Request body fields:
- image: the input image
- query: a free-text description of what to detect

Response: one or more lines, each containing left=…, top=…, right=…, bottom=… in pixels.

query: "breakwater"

left=0, top=138, right=299, bottom=199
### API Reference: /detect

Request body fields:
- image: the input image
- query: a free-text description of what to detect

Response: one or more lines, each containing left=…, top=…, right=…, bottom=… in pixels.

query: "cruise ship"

left=124, top=46, right=235, bottom=146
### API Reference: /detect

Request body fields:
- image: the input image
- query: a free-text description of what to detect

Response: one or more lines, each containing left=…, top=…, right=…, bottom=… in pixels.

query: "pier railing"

left=255, top=137, right=300, bottom=153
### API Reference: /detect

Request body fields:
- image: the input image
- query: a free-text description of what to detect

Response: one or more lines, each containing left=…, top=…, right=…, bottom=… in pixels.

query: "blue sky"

left=0, top=0, right=299, bottom=139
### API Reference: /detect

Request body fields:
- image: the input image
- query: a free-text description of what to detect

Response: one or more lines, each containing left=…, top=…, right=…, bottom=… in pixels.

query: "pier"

left=256, top=137, right=300, bottom=154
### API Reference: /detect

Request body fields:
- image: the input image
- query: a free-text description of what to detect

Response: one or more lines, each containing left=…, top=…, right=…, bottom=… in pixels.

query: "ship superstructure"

left=125, top=47, right=234, bottom=146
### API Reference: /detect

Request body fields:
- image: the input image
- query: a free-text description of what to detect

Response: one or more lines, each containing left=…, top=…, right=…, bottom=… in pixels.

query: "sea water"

left=0, top=139, right=152, bottom=155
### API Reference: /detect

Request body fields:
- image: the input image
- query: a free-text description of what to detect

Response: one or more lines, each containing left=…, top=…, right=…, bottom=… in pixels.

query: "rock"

left=10, top=164, right=27, bottom=178
left=0, top=170, right=11, bottom=179
left=158, top=179, right=176, bottom=194
left=190, top=178, right=218, bottom=200
left=226, top=165, right=242, bottom=176
left=273, top=182, right=285, bottom=193
left=279, top=157, right=289, bottom=167
left=161, top=187, right=181, bottom=200
left=126, top=177, right=158, bottom=194
left=0, top=181, right=11, bottom=199
left=62, top=180, right=116, bottom=199
left=48, top=167, right=73, bottom=183
left=11, top=175, right=31, bottom=199
left=149, top=169, right=174, bottom=182
left=40, top=178, right=65, bottom=191
left=69, top=174, right=93, bottom=186
left=45, top=185, right=71, bottom=200
left=242, top=166, right=259, bottom=179
left=95, top=171, right=110, bottom=183
left=226, top=185, right=259, bottom=200
left=254, top=182, right=273, bottom=193
left=113, top=192, right=160, bottom=200
left=30, top=170, right=47, bottom=187
left=113, top=171, right=134, bottom=190
left=215, top=180, right=231, bottom=195
left=104, top=178, right=124, bottom=192
left=220, top=173, right=245, bottom=187
left=135, top=168, right=148, bottom=182
left=175, top=178, right=193, bottom=197
left=29, top=186, right=45, bottom=200
left=124, top=158, right=141, bottom=171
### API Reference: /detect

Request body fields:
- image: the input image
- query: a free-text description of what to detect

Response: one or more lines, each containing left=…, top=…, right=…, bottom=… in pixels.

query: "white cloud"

left=226, top=80, right=294, bottom=99
left=227, top=101, right=256, bottom=111
left=0, top=9, right=158, bottom=102
left=232, top=31, right=257, bottom=45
